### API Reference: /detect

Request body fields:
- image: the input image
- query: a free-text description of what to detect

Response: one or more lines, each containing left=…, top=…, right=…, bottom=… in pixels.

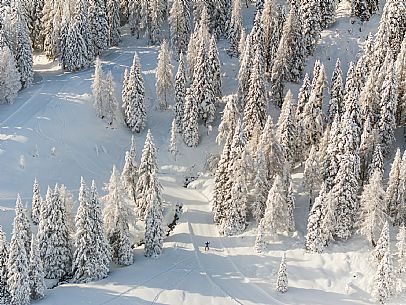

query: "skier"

left=204, top=241, right=210, bottom=251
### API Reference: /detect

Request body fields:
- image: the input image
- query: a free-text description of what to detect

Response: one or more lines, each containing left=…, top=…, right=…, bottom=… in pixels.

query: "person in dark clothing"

left=204, top=241, right=210, bottom=251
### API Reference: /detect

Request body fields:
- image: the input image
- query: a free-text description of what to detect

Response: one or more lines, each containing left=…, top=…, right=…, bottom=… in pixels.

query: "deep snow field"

left=0, top=0, right=405, bottom=304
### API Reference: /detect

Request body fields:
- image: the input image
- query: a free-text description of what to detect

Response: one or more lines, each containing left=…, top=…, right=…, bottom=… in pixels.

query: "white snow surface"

left=0, top=1, right=405, bottom=304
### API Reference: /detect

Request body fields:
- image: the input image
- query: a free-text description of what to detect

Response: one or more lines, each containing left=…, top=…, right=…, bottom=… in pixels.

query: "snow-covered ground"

left=0, top=1, right=405, bottom=304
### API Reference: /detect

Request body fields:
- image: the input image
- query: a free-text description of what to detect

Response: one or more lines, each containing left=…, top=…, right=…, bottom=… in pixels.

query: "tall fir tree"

left=28, top=233, right=45, bottom=301
left=37, top=185, right=72, bottom=279
left=88, top=0, right=109, bottom=56
left=169, top=118, right=178, bottom=159
left=208, top=35, right=222, bottom=99
left=169, top=0, right=190, bottom=56
left=103, top=166, right=134, bottom=266
left=372, top=250, right=395, bottom=304
left=372, top=220, right=390, bottom=262
left=216, top=94, right=239, bottom=145
left=301, top=0, right=321, bottom=55
left=0, top=44, right=21, bottom=104
left=123, top=52, right=146, bottom=133
left=92, top=57, right=105, bottom=119
left=156, top=40, right=173, bottom=110
left=328, top=58, right=344, bottom=122
left=0, top=226, right=9, bottom=304
left=107, top=0, right=120, bottom=46
left=174, top=53, right=187, bottom=132
left=227, top=0, right=242, bottom=57
left=182, top=88, right=199, bottom=147
left=396, top=37, right=406, bottom=126
left=396, top=223, right=406, bottom=272
left=385, top=149, right=403, bottom=225
left=303, top=145, right=321, bottom=210
left=276, top=253, right=288, bottom=293
left=31, top=178, right=41, bottom=225
left=121, top=136, right=138, bottom=206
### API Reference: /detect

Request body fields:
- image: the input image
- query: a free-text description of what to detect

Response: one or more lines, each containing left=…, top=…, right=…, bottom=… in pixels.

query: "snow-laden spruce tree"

left=28, top=233, right=45, bottom=301
left=123, top=52, right=146, bottom=133
left=261, top=0, right=280, bottom=74
left=252, top=147, right=269, bottom=223
left=128, top=0, right=143, bottom=38
left=396, top=37, right=406, bottom=126
left=169, top=0, right=190, bottom=56
left=31, top=178, right=41, bottom=225
left=174, top=53, right=187, bottom=132
left=182, top=88, right=199, bottom=147
left=103, top=166, right=134, bottom=265
left=243, top=47, right=267, bottom=140
left=358, top=169, right=386, bottom=247
left=107, top=0, right=120, bottom=46
left=37, top=185, right=72, bottom=279
left=148, top=0, right=164, bottom=44
left=136, top=130, right=161, bottom=219
left=294, top=73, right=311, bottom=161
left=12, top=4, right=34, bottom=88
left=301, top=0, right=321, bottom=55
left=396, top=223, right=406, bottom=272
left=270, top=0, right=304, bottom=104
left=216, top=95, right=239, bottom=145
left=373, top=220, right=390, bottom=262
left=0, top=226, right=9, bottom=304
left=212, top=133, right=232, bottom=225
left=398, top=152, right=406, bottom=225
left=93, top=57, right=105, bottom=119
left=352, top=0, right=370, bottom=21
left=237, top=32, right=252, bottom=108
left=380, top=0, right=406, bottom=57
left=121, top=136, right=138, bottom=206
left=208, top=35, right=221, bottom=99
left=261, top=175, right=290, bottom=235
left=254, top=221, right=266, bottom=253
left=276, top=253, right=288, bottom=293
left=227, top=0, right=242, bottom=57
left=385, top=148, right=403, bottom=224
left=305, top=185, right=335, bottom=253
left=144, top=172, right=165, bottom=258
left=378, top=51, right=398, bottom=154
left=276, top=90, right=297, bottom=162
left=328, top=58, right=344, bottom=122
left=169, top=119, right=178, bottom=159
left=61, top=20, right=88, bottom=71
left=222, top=154, right=249, bottom=236
left=13, top=194, right=31, bottom=260
left=319, top=0, right=335, bottom=29
left=7, top=203, right=30, bottom=305
left=104, top=71, right=118, bottom=125
left=372, top=250, right=395, bottom=304
left=191, top=38, right=215, bottom=126
left=72, top=178, right=110, bottom=282
left=88, top=0, right=109, bottom=56
left=303, top=145, right=321, bottom=210
left=366, top=144, right=384, bottom=181
left=156, top=40, right=173, bottom=110
left=0, top=44, right=21, bottom=104
left=59, top=184, right=75, bottom=236
left=331, top=152, right=359, bottom=240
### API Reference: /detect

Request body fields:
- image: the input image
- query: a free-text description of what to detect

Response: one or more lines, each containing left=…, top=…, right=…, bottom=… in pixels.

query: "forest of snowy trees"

left=0, top=0, right=406, bottom=304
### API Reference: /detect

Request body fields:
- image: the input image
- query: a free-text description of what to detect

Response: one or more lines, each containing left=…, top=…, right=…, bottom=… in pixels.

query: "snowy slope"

left=0, top=0, right=405, bottom=304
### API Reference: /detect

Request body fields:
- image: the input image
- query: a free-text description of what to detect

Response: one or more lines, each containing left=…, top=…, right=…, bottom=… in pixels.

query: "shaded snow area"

left=0, top=1, right=405, bottom=304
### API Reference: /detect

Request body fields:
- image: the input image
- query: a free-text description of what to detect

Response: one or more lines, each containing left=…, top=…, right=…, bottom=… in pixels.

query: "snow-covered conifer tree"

left=366, top=144, right=384, bottom=181
left=261, top=0, right=280, bottom=74
left=121, top=136, right=138, bottom=205
left=227, top=0, right=242, bottom=57
left=88, top=0, right=109, bottom=56
left=73, top=0, right=93, bottom=63
left=396, top=37, right=406, bottom=126
left=59, top=185, right=75, bottom=236
left=156, top=40, right=173, bottom=110
left=169, top=119, right=178, bottom=158
left=372, top=250, right=395, bottom=304
left=303, top=145, right=321, bottom=209
left=103, top=166, right=134, bottom=265
left=294, top=73, right=311, bottom=161
left=174, top=53, right=187, bottom=132
left=104, top=71, right=118, bottom=125
left=373, top=220, right=390, bottom=262
left=276, top=90, right=297, bottom=162
left=107, top=0, right=120, bottom=46
left=276, top=253, right=288, bottom=293
left=322, top=114, right=341, bottom=192
left=319, top=0, right=335, bottom=29
left=252, top=147, right=269, bottom=223
left=328, top=58, right=344, bottom=122
left=331, top=152, right=359, bottom=240
left=72, top=178, right=110, bottom=282
left=0, top=45, right=21, bottom=104
left=0, top=226, right=9, bottom=304
left=216, top=95, right=239, bottom=145
left=144, top=172, right=165, bottom=258
left=93, top=57, right=105, bottom=119
left=378, top=51, right=398, bottom=154
left=136, top=130, right=161, bottom=219
left=123, top=52, right=146, bottom=133
left=358, top=169, right=386, bottom=247
left=182, top=88, right=199, bottom=147
left=191, top=38, right=215, bottom=126
left=128, top=0, right=143, bottom=38
left=254, top=221, right=266, bottom=253
left=208, top=36, right=221, bottom=100
left=7, top=204, right=30, bottom=305
left=61, top=20, right=88, bottom=71
left=237, top=32, right=252, bottom=108
left=148, top=0, right=164, bottom=44
left=243, top=47, right=267, bottom=139
left=31, top=178, right=41, bottom=225
left=28, top=234, right=45, bottom=300
left=13, top=195, right=31, bottom=259
left=301, top=0, right=321, bottom=55
left=386, top=149, right=403, bottom=224
left=37, top=185, right=72, bottom=279
left=169, top=0, right=190, bottom=56
left=396, top=223, right=406, bottom=272
left=353, top=0, right=370, bottom=21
